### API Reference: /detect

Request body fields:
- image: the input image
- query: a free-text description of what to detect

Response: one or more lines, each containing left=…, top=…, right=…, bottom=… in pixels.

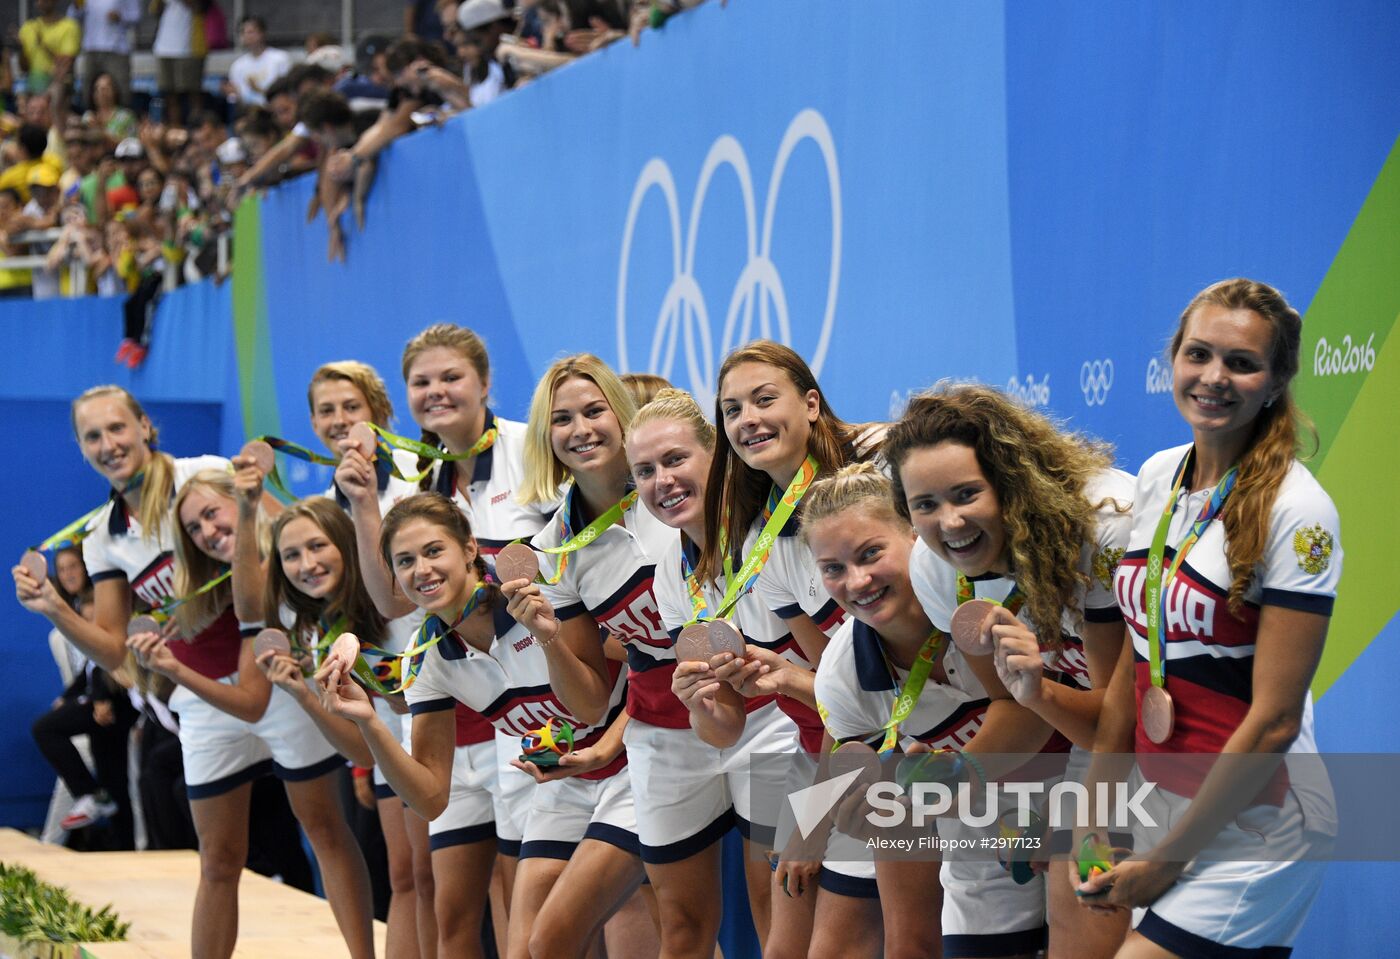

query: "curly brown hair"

left=1169, top=278, right=1313, bottom=614
left=884, top=384, right=1116, bottom=643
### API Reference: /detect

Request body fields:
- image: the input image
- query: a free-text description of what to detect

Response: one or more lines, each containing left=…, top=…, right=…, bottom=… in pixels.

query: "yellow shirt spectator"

left=18, top=14, right=81, bottom=93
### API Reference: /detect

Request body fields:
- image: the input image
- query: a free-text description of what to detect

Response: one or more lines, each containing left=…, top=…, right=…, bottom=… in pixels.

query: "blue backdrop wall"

left=3, top=1, right=1398, bottom=953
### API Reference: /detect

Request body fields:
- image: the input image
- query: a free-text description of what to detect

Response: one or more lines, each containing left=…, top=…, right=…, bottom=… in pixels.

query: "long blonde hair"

left=401, top=324, right=492, bottom=491
left=1170, top=278, right=1312, bottom=614
left=518, top=354, right=638, bottom=505
left=171, top=469, right=267, bottom=636
left=883, top=384, right=1116, bottom=642
left=71, top=385, right=175, bottom=543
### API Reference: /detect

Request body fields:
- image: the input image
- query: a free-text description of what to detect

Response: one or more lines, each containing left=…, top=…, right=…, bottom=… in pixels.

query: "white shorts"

left=520, top=767, right=638, bottom=861
left=625, top=702, right=798, bottom=863
left=171, top=679, right=341, bottom=800
left=937, top=815, right=1047, bottom=958
left=772, top=745, right=879, bottom=898
left=369, top=694, right=408, bottom=795
left=429, top=738, right=498, bottom=851
left=1130, top=780, right=1329, bottom=956
left=493, top=729, right=537, bottom=856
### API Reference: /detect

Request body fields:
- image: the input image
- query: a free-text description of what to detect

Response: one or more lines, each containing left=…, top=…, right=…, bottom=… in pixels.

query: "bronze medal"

left=19, top=549, right=46, bottom=581
left=253, top=627, right=291, bottom=660
left=949, top=598, right=997, bottom=656
left=240, top=440, right=276, bottom=476
left=126, top=614, right=160, bottom=637
left=348, top=423, right=379, bottom=461
left=494, top=543, right=540, bottom=586
left=1141, top=685, right=1175, bottom=744
left=330, top=632, right=361, bottom=669
left=675, top=622, right=714, bottom=663
left=707, top=619, right=745, bottom=659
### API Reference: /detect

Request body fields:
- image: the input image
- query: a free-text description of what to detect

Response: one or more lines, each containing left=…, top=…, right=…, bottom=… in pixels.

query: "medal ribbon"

left=1144, top=448, right=1238, bottom=688
left=362, top=423, right=498, bottom=484
left=955, top=574, right=1025, bottom=616
left=249, top=436, right=339, bottom=501
left=688, top=455, right=819, bottom=627
left=537, top=487, right=639, bottom=585
left=351, top=585, right=487, bottom=694
left=148, top=568, right=233, bottom=623
left=877, top=628, right=947, bottom=755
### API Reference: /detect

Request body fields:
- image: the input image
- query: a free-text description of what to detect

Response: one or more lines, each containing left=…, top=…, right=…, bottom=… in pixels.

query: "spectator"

left=456, top=0, right=517, bottom=106
left=75, top=0, right=141, bottom=106
left=151, top=0, right=210, bottom=127
left=0, top=123, right=62, bottom=202
left=304, top=32, right=337, bottom=55
left=305, top=44, right=352, bottom=81
left=21, top=91, right=67, bottom=162
left=264, top=75, right=299, bottom=133
left=82, top=72, right=138, bottom=145
left=114, top=135, right=146, bottom=186
left=31, top=581, right=139, bottom=847
left=91, top=217, right=132, bottom=296
left=233, top=106, right=280, bottom=162
left=334, top=36, right=393, bottom=110
left=135, top=166, right=165, bottom=223
left=21, top=164, right=64, bottom=298
left=405, top=0, right=448, bottom=42
left=0, top=187, right=33, bottom=297
left=46, top=202, right=100, bottom=295
left=17, top=0, right=80, bottom=96
left=224, top=16, right=291, bottom=107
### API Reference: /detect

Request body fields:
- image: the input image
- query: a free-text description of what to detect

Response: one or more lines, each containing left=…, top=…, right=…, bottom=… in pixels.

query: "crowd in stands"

left=0, top=0, right=703, bottom=332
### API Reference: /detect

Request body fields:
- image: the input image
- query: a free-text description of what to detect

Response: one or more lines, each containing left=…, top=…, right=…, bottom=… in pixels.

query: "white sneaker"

left=61, top=793, right=118, bottom=830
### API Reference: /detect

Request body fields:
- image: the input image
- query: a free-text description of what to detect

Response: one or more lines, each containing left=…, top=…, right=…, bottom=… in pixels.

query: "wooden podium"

left=0, top=829, right=386, bottom=958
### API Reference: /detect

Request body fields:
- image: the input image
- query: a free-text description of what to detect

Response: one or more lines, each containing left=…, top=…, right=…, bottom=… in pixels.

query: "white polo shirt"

left=404, top=601, right=628, bottom=781
left=909, top=468, right=1135, bottom=690
left=427, top=411, right=555, bottom=570
left=535, top=485, right=678, bottom=728
left=83, top=454, right=230, bottom=610
left=815, top=617, right=990, bottom=751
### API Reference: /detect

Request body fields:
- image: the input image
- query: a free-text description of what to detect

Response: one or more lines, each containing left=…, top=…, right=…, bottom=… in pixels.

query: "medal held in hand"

left=127, top=614, right=160, bottom=637
left=949, top=599, right=997, bottom=656
left=240, top=440, right=276, bottom=476
left=253, top=627, right=292, bottom=660
left=675, top=619, right=746, bottom=663
left=494, top=543, right=540, bottom=585
left=19, top=549, right=46, bottom=581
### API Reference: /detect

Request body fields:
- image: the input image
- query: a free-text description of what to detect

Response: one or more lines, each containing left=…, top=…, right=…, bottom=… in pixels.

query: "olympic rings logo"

left=616, top=109, right=842, bottom=409
left=1079, top=359, right=1115, bottom=407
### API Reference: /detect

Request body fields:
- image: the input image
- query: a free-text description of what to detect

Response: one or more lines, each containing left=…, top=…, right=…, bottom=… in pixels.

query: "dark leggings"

left=32, top=695, right=137, bottom=848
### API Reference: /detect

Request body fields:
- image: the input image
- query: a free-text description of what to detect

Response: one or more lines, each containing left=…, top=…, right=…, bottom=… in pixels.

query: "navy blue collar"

left=431, top=409, right=497, bottom=498
left=107, top=485, right=131, bottom=536
left=852, top=619, right=897, bottom=692
left=491, top=598, right=514, bottom=642
left=561, top=477, right=635, bottom=538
